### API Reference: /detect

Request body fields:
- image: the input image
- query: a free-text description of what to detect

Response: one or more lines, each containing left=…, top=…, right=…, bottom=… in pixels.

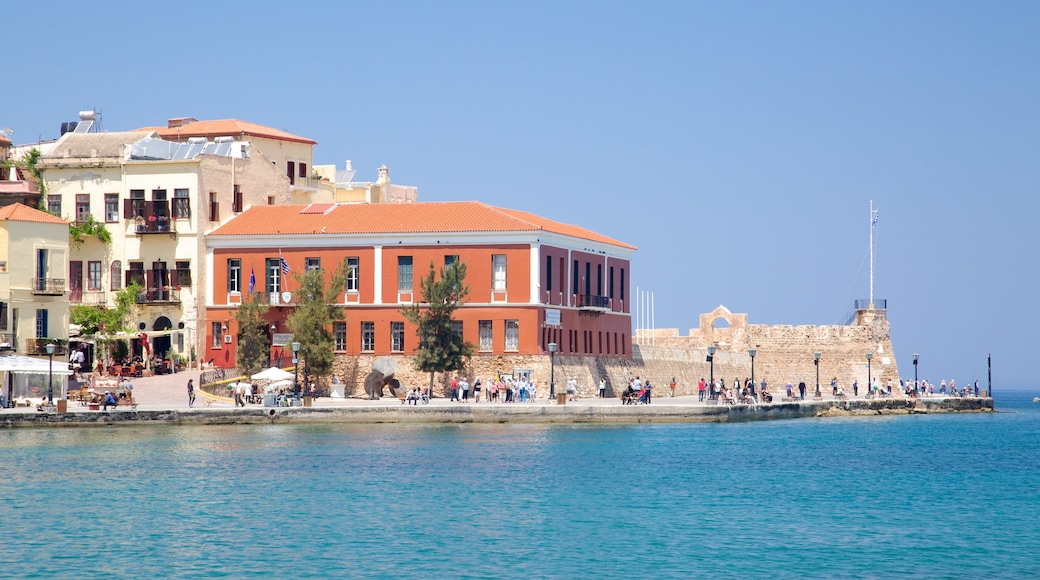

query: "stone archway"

left=699, top=305, right=748, bottom=348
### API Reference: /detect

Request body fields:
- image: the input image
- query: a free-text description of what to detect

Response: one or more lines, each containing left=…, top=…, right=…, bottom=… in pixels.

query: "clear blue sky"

left=5, top=1, right=1037, bottom=387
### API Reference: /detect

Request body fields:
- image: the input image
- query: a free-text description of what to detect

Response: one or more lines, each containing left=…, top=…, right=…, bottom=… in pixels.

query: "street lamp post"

left=46, top=343, right=56, bottom=404
left=270, top=324, right=277, bottom=365
left=913, top=353, right=919, bottom=394
left=866, top=352, right=873, bottom=396
left=813, top=352, right=821, bottom=398
left=548, top=342, right=557, bottom=398
left=707, top=345, right=716, bottom=400
left=749, top=348, right=757, bottom=387
left=291, top=341, right=301, bottom=401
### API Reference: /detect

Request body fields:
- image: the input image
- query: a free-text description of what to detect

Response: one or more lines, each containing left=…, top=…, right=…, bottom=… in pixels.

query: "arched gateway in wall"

left=699, top=305, right=748, bottom=347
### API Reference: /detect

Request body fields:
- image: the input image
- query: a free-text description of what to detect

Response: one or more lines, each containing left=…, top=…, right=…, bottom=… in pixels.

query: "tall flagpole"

left=869, top=200, right=877, bottom=309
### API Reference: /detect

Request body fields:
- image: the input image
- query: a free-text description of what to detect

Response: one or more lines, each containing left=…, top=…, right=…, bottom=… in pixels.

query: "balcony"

left=134, top=218, right=176, bottom=236
left=126, top=200, right=176, bottom=238
left=70, top=290, right=107, bottom=305
left=32, top=278, right=65, bottom=295
left=136, top=287, right=182, bottom=304
left=25, top=338, right=67, bottom=356
left=577, top=294, right=611, bottom=311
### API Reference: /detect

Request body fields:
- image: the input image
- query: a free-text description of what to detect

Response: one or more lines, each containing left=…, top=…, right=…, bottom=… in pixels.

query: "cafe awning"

left=0, top=354, right=73, bottom=375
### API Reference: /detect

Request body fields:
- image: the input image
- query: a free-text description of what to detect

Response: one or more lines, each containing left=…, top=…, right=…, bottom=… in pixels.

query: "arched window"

left=110, top=260, right=122, bottom=290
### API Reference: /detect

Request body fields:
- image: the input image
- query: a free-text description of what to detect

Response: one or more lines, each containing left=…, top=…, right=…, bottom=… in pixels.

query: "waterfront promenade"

left=0, top=369, right=994, bottom=427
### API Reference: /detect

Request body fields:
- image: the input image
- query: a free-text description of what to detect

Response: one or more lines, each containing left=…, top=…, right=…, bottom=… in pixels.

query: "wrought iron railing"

left=136, top=287, right=181, bottom=304
left=25, top=338, right=68, bottom=356
left=577, top=294, right=610, bottom=309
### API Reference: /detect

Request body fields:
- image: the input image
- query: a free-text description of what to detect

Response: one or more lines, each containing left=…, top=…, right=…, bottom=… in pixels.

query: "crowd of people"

left=448, top=375, right=543, bottom=403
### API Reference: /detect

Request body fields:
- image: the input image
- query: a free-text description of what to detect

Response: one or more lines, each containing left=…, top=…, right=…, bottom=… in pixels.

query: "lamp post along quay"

left=866, top=352, right=873, bottom=396
left=707, top=345, right=716, bottom=400
left=46, top=342, right=56, bottom=404
left=913, top=353, right=919, bottom=394
left=548, top=342, right=557, bottom=398
left=749, top=348, right=757, bottom=387
left=291, top=341, right=301, bottom=400
left=813, top=352, right=821, bottom=398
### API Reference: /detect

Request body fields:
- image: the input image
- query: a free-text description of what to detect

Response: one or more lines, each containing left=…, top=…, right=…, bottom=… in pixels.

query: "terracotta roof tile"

left=0, top=203, right=68, bottom=225
left=137, top=119, right=317, bottom=145
left=209, top=201, right=635, bottom=250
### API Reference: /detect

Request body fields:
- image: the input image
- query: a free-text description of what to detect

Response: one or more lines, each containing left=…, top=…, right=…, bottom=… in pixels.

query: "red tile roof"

left=209, top=201, right=635, bottom=250
left=0, top=203, right=68, bottom=224
left=136, top=119, right=317, bottom=145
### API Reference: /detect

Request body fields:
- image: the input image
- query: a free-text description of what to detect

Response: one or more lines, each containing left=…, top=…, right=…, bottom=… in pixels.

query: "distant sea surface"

left=2, top=391, right=1038, bottom=578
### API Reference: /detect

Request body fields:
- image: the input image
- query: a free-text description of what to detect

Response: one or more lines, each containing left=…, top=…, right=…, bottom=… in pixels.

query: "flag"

left=872, top=212, right=879, bottom=226
left=280, top=251, right=291, bottom=275
left=248, top=267, right=255, bottom=295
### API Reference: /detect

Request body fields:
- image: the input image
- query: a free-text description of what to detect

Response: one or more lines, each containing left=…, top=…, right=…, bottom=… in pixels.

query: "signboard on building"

left=272, top=333, right=294, bottom=347
left=545, top=309, right=561, bottom=327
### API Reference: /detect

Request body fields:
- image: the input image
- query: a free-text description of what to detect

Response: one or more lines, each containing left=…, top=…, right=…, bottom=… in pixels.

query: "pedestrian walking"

left=669, top=377, right=677, bottom=397
left=599, top=378, right=606, bottom=398
left=187, top=379, right=196, bottom=408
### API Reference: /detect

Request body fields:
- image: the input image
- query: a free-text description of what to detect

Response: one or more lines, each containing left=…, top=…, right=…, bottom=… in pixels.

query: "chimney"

left=377, top=165, right=389, bottom=184
left=345, top=160, right=353, bottom=171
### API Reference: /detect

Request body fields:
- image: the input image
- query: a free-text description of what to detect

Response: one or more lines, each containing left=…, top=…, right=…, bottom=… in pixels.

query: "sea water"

left=1, top=391, right=1037, bottom=578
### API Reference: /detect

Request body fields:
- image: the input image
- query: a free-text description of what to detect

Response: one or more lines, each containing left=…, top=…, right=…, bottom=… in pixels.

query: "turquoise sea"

left=2, top=391, right=1037, bottom=578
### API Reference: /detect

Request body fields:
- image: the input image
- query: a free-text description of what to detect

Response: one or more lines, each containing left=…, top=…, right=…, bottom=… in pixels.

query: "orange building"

left=204, top=201, right=635, bottom=368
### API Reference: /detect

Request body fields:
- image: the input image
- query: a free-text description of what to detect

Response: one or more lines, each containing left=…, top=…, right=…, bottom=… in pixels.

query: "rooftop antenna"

left=869, top=200, right=879, bottom=309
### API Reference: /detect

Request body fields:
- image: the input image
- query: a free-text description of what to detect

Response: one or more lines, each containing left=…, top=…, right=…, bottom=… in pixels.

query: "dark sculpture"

left=363, top=370, right=403, bottom=399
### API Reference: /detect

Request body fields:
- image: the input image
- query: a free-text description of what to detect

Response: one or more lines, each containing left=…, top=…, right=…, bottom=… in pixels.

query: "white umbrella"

left=267, top=379, right=293, bottom=390
left=251, top=367, right=294, bottom=381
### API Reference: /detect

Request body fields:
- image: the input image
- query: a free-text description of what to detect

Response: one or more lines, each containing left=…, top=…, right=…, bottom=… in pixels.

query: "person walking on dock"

left=798, top=381, right=806, bottom=401
left=187, top=379, right=195, bottom=408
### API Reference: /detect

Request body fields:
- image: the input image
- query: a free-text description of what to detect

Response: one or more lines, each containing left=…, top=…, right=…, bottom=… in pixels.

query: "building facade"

left=204, top=202, right=635, bottom=368
left=36, top=126, right=302, bottom=362
left=0, top=204, right=70, bottom=355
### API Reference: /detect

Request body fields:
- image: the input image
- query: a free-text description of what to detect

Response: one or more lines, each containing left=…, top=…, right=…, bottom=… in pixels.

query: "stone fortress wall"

left=331, top=305, right=899, bottom=399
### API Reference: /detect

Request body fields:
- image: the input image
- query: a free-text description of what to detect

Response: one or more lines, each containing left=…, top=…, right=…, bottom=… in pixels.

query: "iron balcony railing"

left=136, top=287, right=181, bottom=304
left=577, top=294, right=610, bottom=309
left=25, top=338, right=68, bottom=356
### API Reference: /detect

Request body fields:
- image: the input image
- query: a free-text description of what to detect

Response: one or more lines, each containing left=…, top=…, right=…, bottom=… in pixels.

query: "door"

left=69, top=261, right=83, bottom=303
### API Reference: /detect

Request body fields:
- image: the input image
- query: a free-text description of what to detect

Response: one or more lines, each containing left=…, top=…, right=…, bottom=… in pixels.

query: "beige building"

left=36, top=126, right=299, bottom=363
left=0, top=203, right=70, bottom=355
left=313, top=160, right=418, bottom=204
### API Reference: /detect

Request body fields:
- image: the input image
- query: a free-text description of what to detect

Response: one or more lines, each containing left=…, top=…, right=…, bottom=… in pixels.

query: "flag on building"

left=248, top=267, right=255, bottom=294
left=280, top=251, right=291, bottom=275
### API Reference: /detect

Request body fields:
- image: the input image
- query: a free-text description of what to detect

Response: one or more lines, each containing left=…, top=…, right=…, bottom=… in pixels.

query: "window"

left=227, top=259, right=241, bottom=293
left=572, top=260, right=579, bottom=294
left=505, top=320, right=519, bottom=351
left=175, top=261, right=192, bottom=287
left=87, top=261, right=102, bottom=291
left=479, top=320, right=493, bottom=351
left=232, top=185, right=243, bottom=213
left=299, top=162, right=307, bottom=179
left=305, top=257, right=320, bottom=272
left=212, top=321, right=223, bottom=349
left=546, top=256, right=552, bottom=293
left=36, top=309, right=48, bottom=338
left=334, top=322, right=347, bottom=352
left=110, top=261, right=121, bottom=290
left=129, top=189, right=146, bottom=218
left=345, top=257, right=359, bottom=292
left=391, top=321, right=405, bottom=352
left=0, top=302, right=7, bottom=331
left=76, top=194, right=91, bottom=222
left=620, top=268, right=626, bottom=301
left=445, top=255, right=458, bottom=268
left=492, top=255, right=506, bottom=292
left=152, top=188, right=167, bottom=202
left=585, top=262, right=591, bottom=296
left=287, top=161, right=296, bottom=185
left=266, top=258, right=281, bottom=294
left=127, top=262, right=145, bottom=287
left=451, top=320, right=463, bottom=341
left=361, top=322, right=375, bottom=352
left=597, top=264, right=603, bottom=296
left=104, top=194, right=119, bottom=222
left=267, top=196, right=275, bottom=205
left=398, top=256, right=412, bottom=293
left=173, top=188, right=191, bottom=218
left=609, top=266, right=615, bottom=299
left=209, top=192, right=219, bottom=221
left=47, top=195, right=61, bottom=216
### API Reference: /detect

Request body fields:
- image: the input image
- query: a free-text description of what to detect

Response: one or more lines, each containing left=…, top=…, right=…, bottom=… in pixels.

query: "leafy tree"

left=400, top=261, right=473, bottom=394
left=70, top=282, right=141, bottom=335
left=234, top=290, right=271, bottom=377
left=286, top=263, right=347, bottom=387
